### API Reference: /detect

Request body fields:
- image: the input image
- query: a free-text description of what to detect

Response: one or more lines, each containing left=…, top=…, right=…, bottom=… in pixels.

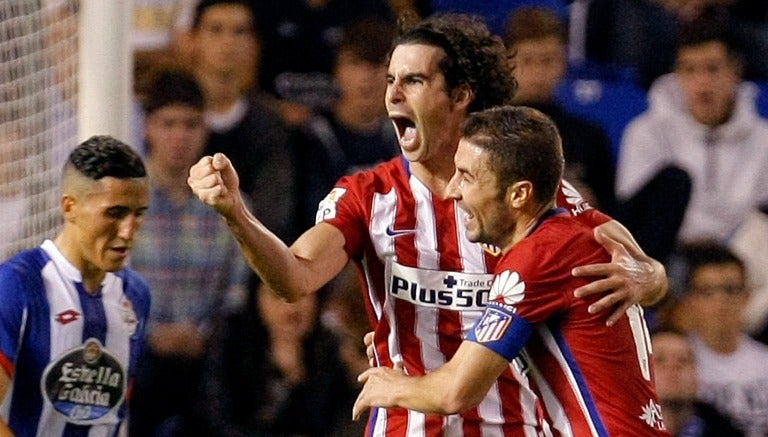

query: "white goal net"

left=0, top=0, right=79, bottom=261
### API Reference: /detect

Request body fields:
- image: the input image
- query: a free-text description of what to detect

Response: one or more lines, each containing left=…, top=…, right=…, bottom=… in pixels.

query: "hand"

left=363, top=331, right=376, bottom=367
left=572, top=225, right=667, bottom=326
left=148, top=323, right=205, bottom=358
left=187, top=153, right=242, bottom=218
left=352, top=364, right=406, bottom=421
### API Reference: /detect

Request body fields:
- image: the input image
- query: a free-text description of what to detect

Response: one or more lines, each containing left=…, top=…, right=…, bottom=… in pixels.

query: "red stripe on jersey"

left=0, top=352, right=14, bottom=377
left=324, top=159, right=614, bottom=436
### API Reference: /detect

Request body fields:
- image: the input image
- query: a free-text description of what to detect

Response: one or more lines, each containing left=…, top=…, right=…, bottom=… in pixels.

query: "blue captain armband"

left=467, top=302, right=534, bottom=362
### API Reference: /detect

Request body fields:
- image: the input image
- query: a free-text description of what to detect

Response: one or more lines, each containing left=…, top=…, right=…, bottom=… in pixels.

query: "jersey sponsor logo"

left=489, top=270, right=526, bottom=307
left=481, top=243, right=501, bottom=256
left=119, top=295, right=138, bottom=336
left=474, top=306, right=513, bottom=342
left=560, top=180, right=593, bottom=216
left=385, top=225, right=417, bottom=237
left=41, top=338, right=127, bottom=424
left=638, top=399, right=666, bottom=430
left=389, top=262, right=493, bottom=310
left=55, top=309, right=81, bottom=325
left=315, top=187, right=347, bottom=223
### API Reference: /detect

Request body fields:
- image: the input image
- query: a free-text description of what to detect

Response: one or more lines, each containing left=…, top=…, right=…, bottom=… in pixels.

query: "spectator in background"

left=252, top=0, right=394, bottom=126
left=199, top=280, right=360, bottom=436
left=128, top=69, right=250, bottom=437
left=430, top=0, right=569, bottom=37
left=583, top=0, right=768, bottom=89
left=504, top=6, right=616, bottom=213
left=672, top=241, right=768, bottom=436
left=651, top=329, right=744, bottom=437
left=615, top=17, right=768, bottom=264
left=190, top=0, right=299, bottom=242
left=132, top=0, right=195, bottom=95
left=293, top=17, right=399, bottom=231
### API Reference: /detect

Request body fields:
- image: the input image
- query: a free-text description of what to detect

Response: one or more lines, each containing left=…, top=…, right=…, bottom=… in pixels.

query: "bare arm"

left=572, top=219, right=668, bottom=326
left=0, top=368, right=15, bottom=436
left=188, top=153, right=349, bottom=301
left=352, top=342, right=508, bottom=419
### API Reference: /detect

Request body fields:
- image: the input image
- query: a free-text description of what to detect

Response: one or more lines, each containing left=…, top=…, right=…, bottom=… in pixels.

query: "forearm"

left=225, top=202, right=347, bottom=302
left=598, top=220, right=668, bottom=305
left=356, top=343, right=506, bottom=417
left=0, top=420, right=12, bottom=437
left=0, top=369, right=13, bottom=436
left=391, top=362, right=490, bottom=414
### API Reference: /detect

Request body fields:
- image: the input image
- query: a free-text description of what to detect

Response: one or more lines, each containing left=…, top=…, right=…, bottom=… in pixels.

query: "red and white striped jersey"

left=317, top=157, right=609, bottom=436
left=468, top=213, right=669, bottom=436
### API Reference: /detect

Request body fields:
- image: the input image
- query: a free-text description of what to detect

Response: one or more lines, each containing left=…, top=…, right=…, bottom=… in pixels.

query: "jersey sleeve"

left=0, top=263, right=29, bottom=376
left=314, top=175, right=369, bottom=257
left=466, top=238, right=573, bottom=362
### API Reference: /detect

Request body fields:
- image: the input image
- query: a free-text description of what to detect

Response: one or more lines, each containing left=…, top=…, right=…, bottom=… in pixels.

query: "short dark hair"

left=675, top=240, right=745, bottom=292
left=64, top=136, right=146, bottom=181
left=192, top=0, right=258, bottom=34
left=391, top=13, right=517, bottom=113
left=676, top=15, right=742, bottom=61
left=142, top=69, right=204, bottom=115
left=461, top=105, right=563, bottom=204
left=504, top=6, right=568, bottom=48
left=337, top=17, right=397, bottom=66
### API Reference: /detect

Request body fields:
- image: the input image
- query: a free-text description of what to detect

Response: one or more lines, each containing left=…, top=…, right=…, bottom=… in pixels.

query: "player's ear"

left=508, top=181, right=533, bottom=208
left=451, top=84, right=473, bottom=108
left=61, top=194, right=77, bottom=223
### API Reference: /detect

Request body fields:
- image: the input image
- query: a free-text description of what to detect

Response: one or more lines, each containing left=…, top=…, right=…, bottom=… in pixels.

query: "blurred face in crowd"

left=511, top=35, right=566, bottom=104
left=651, top=331, right=698, bottom=402
left=258, top=284, right=318, bottom=341
left=684, top=262, right=748, bottom=344
left=335, top=50, right=388, bottom=117
left=145, top=104, right=207, bottom=174
left=193, top=3, right=259, bottom=80
left=675, top=41, right=740, bottom=126
left=385, top=44, right=470, bottom=167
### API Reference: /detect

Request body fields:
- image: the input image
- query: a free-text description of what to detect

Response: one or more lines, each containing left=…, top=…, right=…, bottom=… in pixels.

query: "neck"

left=148, top=160, right=192, bottom=205
left=700, top=331, right=741, bottom=354
left=196, top=70, right=242, bottom=113
left=660, top=400, right=696, bottom=436
left=501, top=201, right=557, bottom=254
left=53, top=234, right=104, bottom=294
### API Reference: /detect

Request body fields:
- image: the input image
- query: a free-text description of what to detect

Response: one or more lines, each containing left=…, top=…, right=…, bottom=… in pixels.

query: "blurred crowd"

left=3, top=0, right=768, bottom=435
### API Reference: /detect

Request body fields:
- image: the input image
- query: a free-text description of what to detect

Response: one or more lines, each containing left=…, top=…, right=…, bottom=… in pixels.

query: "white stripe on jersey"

left=533, top=326, right=602, bottom=437
left=38, top=241, right=130, bottom=435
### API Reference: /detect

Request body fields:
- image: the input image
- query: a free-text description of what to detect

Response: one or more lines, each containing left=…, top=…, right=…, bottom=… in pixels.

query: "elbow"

left=436, top=388, right=485, bottom=415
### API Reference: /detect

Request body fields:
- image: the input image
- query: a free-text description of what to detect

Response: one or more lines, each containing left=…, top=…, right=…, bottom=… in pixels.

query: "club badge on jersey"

left=41, top=338, right=127, bottom=424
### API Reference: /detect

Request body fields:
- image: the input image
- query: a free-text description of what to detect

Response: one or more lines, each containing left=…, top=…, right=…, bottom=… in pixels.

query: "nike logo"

left=386, top=226, right=417, bottom=237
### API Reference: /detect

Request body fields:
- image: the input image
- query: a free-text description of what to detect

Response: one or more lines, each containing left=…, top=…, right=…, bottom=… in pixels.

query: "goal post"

left=0, top=0, right=133, bottom=261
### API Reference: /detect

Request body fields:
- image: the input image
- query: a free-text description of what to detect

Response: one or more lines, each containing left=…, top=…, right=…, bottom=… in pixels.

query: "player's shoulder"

left=335, top=156, right=407, bottom=194
left=114, top=268, right=151, bottom=295
left=512, top=213, right=596, bottom=259
left=0, top=246, right=49, bottom=281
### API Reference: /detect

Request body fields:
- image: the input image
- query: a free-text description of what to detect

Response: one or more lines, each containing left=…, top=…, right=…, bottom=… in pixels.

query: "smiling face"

left=385, top=43, right=470, bottom=168
left=60, top=176, right=149, bottom=287
left=447, top=138, right=514, bottom=248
